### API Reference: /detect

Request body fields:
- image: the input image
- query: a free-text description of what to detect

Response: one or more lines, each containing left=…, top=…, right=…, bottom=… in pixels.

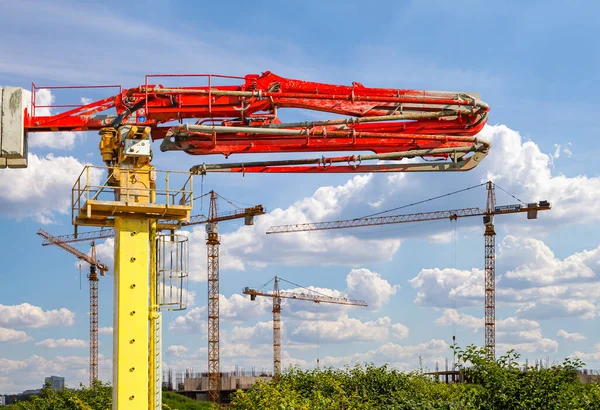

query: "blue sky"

left=1, top=0, right=599, bottom=394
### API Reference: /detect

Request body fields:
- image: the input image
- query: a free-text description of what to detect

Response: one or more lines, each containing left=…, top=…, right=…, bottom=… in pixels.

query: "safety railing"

left=30, top=83, right=121, bottom=117
left=144, top=73, right=246, bottom=116
left=71, top=166, right=193, bottom=225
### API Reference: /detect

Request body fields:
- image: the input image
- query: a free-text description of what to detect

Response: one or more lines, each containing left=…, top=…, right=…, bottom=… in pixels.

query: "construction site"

left=2, top=2, right=599, bottom=409
left=0, top=68, right=563, bottom=408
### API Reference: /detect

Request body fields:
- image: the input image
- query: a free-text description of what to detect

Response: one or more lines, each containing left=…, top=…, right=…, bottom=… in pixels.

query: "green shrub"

left=230, top=345, right=600, bottom=410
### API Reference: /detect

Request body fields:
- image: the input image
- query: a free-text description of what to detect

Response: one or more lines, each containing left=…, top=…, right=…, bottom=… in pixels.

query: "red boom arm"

left=25, top=71, right=490, bottom=173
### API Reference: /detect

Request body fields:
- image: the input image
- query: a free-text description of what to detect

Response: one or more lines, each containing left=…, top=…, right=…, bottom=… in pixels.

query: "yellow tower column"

left=113, top=217, right=150, bottom=410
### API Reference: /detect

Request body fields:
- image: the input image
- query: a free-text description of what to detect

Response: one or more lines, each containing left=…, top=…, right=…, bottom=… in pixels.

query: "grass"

left=162, top=391, right=218, bottom=409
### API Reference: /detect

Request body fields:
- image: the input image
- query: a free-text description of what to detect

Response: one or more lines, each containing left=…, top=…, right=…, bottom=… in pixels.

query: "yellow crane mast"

left=40, top=192, right=265, bottom=405
left=266, top=182, right=551, bottom=357
left=243, top=276, right=368, bottom=376
left=37, top=196, right=266, bottom=402
left=37, top=229, right=108, bottom=385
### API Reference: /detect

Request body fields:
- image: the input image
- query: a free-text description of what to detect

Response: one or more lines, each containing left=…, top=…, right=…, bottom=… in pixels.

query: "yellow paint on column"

left=113, top=217, right=149, bottom=410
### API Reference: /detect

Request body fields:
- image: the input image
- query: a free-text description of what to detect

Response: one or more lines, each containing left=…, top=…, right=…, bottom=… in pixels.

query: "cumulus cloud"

left=412, top=234, right=600, bottom=323
left=289, top=315, right=400, bottom=344
left=435, top=309, right=483, bottom=332
left=98, top=327, right=113, bottom=334
left=435, top=309, right=556, bottom=353
left=169, top=292, right=272, bottom=334
left=322, top=339, right=449, bottom=370
left=479, top=125, right=600, bottom=227
left=497, top=339, right=559, bottom=354
left=570, top=344, right=600, bottom=365
left=0, top=354, right=111, bottom=394
left=0, top=303, right=75, bottom=328
left=557, top=329, right=585, bottom=341
left=0, top=153, right=103, bottom=223
left=516, top=300, right=597, bottom=320
left=499, top=236, right=599, bottom=287
left=184, top=175, right=403, bottom=279
left=166, top=345, right=189, bottom=357
left=410, top=268, right=483, bottom=308
left=230, top=321, right=274, bottom=345
left=346, top=268, right=399, bottom=310
left=0, top=327, right=32, bottom=343
left=391, top=323, right=410, bottom=340
left=36, top=338, right=87, bottom=349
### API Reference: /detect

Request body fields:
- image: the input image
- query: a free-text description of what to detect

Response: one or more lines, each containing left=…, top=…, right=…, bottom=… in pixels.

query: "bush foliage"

left=6, top=383, right=215, bottom=410
left=230, top=345, right=600, bottom=410
left=6, top=346, right=600, bottom=409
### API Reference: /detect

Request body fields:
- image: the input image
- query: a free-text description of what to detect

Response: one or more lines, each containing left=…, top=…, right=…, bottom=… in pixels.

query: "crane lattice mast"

left=484, top=181, right=497, bottom=357
left=243, top=276, right=368, bottom=377
left=89, top=241, right=99, bottom=384
left=266, top=183, right=550, bottom=357
left=206, top=191, right=220, bottom=403
left=36, top=229, right=108, bottom=385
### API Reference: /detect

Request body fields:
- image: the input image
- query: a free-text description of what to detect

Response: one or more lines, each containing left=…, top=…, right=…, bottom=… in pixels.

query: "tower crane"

left=243, top=276, right=368, bottom=377
left=2, top=71, right=490, bottom=409
left=36, top=229, right=108, bottom=385
left=204, top=190, right=268, bottom=403
left=266, top=182, right=551, bottom=357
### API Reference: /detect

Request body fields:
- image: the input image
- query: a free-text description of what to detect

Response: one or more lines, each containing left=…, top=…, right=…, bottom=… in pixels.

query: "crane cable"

left=494, top=183, right=526, bottom=204
left=358, top=182, right=488, bottom=219
left=279, top=277, right=339, bottom=300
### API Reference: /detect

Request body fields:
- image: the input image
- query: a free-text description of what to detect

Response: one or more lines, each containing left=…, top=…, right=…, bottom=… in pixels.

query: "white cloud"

left=499, top=236, right=599, bottom=287
left=36, top=338, right=87, bottom=349
left=230, top=321, right=274, bottom=345
left=435, top=309, right=483, bottom=332
left=516, top=299, right=597, bottom=320
left=570, top=344, right=600, bottom=365
left=185, top=175, right=403, bottom=278
left=480, top=125, right=600, bottom=226
left=497, top=339, right=559, bottom=354
left=23, top=89, right=83, bottom=150
left=166, top=345, right=189, bottom=357
left=0, top=303, right=75, bottom=328
left=220, top=293, right=271, bottom=321
left=346, top=268, right=399, bottom=310
left=98, top=327, right=113, bottom=334
left=0, top=327, right=32, bottom=343
left=168, top=293, right=272, bottom=333
left=289, top=315, right=397, bottom=344
left=168, top=306, right=206, bottom=335
left=435, top=309, right=556, bottom=351
left=557, top=329, right=585, bottom=341
left=95, top=238, right=114, bottom=271
left=496, top=317, right=540, bottom=332
left=322, top=339, right=449, bottom=370
left=410, top=268, right=483, bottom=308
left=391, top=323, right=410, bottom=340
left=0, top=354, right=111, bottom=394
left=0, top=153, right=103, bottom=223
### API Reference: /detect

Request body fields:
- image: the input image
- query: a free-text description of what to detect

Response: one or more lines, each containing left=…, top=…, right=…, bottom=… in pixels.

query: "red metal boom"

left=26, top=72, right=490, bottom=174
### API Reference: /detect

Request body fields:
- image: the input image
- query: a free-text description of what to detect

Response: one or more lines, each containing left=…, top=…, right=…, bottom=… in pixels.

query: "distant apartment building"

left=44, top=376, right=65, bottom=391
left=0, top=395, right=5, bottom=406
